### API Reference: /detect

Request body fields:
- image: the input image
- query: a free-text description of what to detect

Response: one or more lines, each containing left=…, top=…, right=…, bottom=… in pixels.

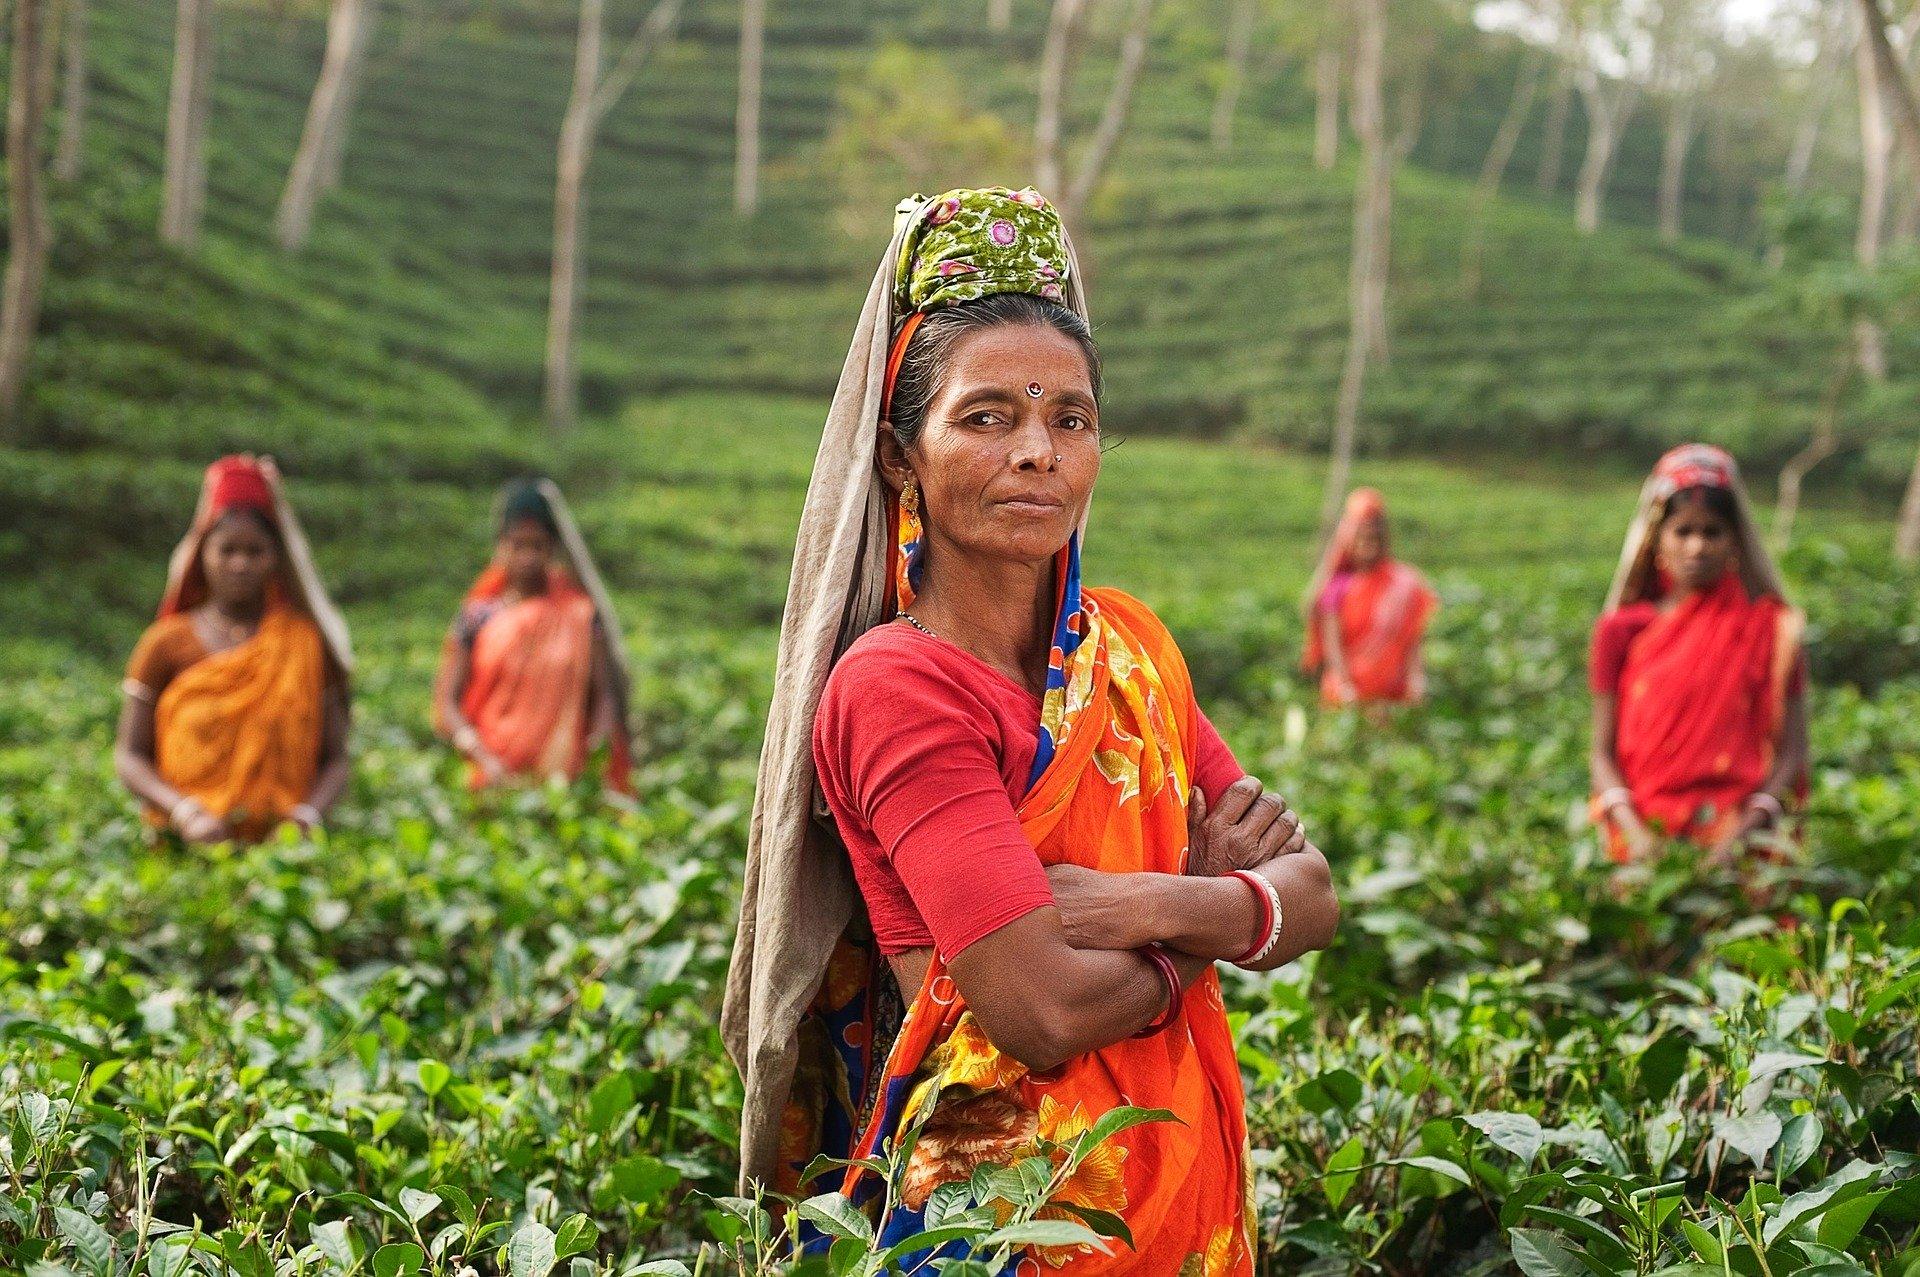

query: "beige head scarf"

left=1604, top=443, right=1788, bottom=612
left=161, top=454, right=353, bottom=675
left=721, top=189, right=1089, bottom=1188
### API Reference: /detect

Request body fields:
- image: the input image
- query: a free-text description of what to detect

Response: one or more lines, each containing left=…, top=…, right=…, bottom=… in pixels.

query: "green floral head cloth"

left=891, top=187, right=1072, bottom=315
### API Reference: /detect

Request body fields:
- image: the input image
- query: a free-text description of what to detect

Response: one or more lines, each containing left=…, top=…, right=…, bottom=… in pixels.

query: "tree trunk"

left=1573, top=76, right=1633, bottom=235
left=1321, top=0, right=1385, bottom=539
left=1209, top=0, right=1254, bottom=151
left=52, top=0, right=84, bottom=182
left=545, top=0, right=603, bottom=435
left=0, top=0, right=56, bottom=435
left=1536, top=67, right=1571, bottom=194
left=989, top=0, right=1011, bottom=32
left=1034, top=0, right=1088, bottom=197
left=1061, top=0, right=1154, bottom=225
left=733, top=0, right=765, bottom=215
left=1313, top=43, right=1339, bottom=170
left=1773, top=354, right=1853, bottom=551
left=1895, top=434, right=1920, bottom=561
left=1854, top=0, right=1920, bottom=182
left=1856, top=17, right=1893, bottom=380
left=1656, top=94, right=1694, bottom=243
left=315, top=0, right=371, bottom=192
left=274, top=0, right=373, bottom=251
left=1461, top=49, right=1540, bottom=294
left=159, top=0, right=213, bottom=248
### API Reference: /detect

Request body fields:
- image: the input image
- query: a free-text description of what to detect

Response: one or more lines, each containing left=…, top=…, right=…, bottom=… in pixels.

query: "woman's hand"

left=1186, top=777, right=1306, bottom=878
left=174, top=799, right=229, bottom=844
left=1616, top=810, right=1658, bottom=863
left=1044, top=863, right=1162, bottom=951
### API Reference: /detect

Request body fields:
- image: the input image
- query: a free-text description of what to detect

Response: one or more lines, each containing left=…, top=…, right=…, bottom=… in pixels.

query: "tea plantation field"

left=3, top=401, right=1918, bottom=1274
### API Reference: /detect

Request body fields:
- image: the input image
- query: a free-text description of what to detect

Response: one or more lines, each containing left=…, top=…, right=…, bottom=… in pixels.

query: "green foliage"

left=4, top=419, right=1918, bottom=1273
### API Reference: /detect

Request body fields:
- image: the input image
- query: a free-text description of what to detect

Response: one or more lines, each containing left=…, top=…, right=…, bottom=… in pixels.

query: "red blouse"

left=813, top=622, right=1247, bottom=961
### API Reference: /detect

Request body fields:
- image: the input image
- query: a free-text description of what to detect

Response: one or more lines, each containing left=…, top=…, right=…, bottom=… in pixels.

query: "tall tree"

left=1313, top=40, right=1340, bottom=169
left=1570, top=7, right=1637, bottom=239
left=1461, top=42, right=1542, bottom=294
left=1034, top=0, right=1089, bottom=196
left=159, top=0, right=214, bottom=248
left=1854, top=6, right=1896, bottom=378
left=734, top=0, right=767, bottom=215
left=53, top=0, right=85, bottom=182
left=1646, top=0, right=1714, bottom=244
left=544, top=0, right=682, bottom=433
left=274, top=0, right=375, bottom=251
left=1210, top=0, right=1256, bottom=150
left=1060, top=0, right=1157, bottom=225
left=1034, top=0, right=1157, bottom=225
left=1851, top=0, right=1920, bottom=558
left=1321, top=0, right=1386, bottom=538
left=0, top=0, right=57, bottom=434
left=1534, top=64, right=1571, bottom=193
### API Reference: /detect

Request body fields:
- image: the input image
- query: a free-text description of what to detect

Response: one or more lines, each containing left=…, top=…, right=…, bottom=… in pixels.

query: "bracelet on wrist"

left=1132, top=944, right=1182, bottom=1038
left=169, top=795, right=201, bottom=825
left=291, top=803, right=321, bottom=828
left=1746, top=791, right=1785, bottom=825
left=1228, top=869, right=1283, bottom=966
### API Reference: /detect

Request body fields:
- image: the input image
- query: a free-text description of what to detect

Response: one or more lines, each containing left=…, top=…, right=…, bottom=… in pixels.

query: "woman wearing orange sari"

left=115, top=456, right=352, bottom=844
left=1589, top=444, right=1808, bottom=866
left=1302, top=488, right=1436, bottom=707
left=722, top=188, right=1340, bottom=1273
left=434, top=479, right=632, bottom=794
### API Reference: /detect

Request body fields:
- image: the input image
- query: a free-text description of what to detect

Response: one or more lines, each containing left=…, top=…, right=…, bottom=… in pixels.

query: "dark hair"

left=210, top=505, right=280, bottom=546
left=499, top=478, right=559, bottom=538
left=886, top=293, right=1101, bottom=449
left=1663, top=484, right=1738, bottom=527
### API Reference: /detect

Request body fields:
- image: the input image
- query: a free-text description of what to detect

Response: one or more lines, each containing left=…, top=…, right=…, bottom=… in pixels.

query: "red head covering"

left=204, top=455, right=275, bottom=518
left=1649, top=443, right=1736, bottom=502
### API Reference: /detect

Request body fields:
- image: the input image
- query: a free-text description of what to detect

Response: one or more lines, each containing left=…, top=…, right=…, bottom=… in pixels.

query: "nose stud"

left=1026, top=382, right=1044, bottom=398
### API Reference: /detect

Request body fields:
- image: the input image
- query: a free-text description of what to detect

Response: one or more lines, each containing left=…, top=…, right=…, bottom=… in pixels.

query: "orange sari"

left=1304, top=561, right=1436, bottom=705
left=836, top=589, right=1253, bottom=1274
left=152, top=600, right=327, bottom=842
left=437, top=565, right=629, bottom=791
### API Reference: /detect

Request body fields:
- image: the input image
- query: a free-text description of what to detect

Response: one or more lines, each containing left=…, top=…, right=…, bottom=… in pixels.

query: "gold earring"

left=902, top=476, right=920, bottom=517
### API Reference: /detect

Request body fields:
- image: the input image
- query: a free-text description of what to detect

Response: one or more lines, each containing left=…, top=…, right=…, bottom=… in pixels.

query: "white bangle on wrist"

left=1746, top=792, right=1784, bottom=824
left=169, top=795, right=202, bottom=825
left=291, top=803, right=321, bottom=828
left=1596, top=786, right=1633, bottom=816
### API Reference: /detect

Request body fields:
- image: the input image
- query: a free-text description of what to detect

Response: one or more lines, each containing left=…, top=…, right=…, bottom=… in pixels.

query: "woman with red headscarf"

left=1589, top=444, right=1809, bottom=866
left=433, top=479, right=632, bottom=794
left=115, top=456, right=353, bottom=844
left=1302, top=488, right=1437, bottom=707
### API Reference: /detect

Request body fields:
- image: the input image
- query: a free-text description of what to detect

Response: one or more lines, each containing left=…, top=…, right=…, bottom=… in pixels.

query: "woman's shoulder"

left=1594, top=600, right=1659, bottom=639
left=827, top=622, right=974, bottom=700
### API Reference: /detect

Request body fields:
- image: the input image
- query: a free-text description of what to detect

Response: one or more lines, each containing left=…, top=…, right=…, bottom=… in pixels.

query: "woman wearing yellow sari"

left=434, top=479, right=633, bottom=794
left=115, top=455, right=352, bottom=844
left=722, top=188, right=1340, bottom=1272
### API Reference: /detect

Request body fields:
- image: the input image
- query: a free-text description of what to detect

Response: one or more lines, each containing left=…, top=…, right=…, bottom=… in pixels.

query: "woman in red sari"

left=115, top=456, right=353, bottom=844
left=1589, top=444, right=1808, bottom=866
left=723, top=188, right=1340, bottom=1273
left=434, top=479, right=633, bottom=794
left=1302, top=488, right=1437, bottom=707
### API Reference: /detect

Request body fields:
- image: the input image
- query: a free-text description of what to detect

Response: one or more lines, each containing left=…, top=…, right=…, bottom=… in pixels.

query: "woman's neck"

left=907, top=543, right=1057, bottom=696
left=206, top=595, right=265, bottom=626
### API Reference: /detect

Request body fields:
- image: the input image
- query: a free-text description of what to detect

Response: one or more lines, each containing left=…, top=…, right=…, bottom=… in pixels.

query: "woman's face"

left=1657, top=492, right=1736, bottom=592
left=500, top=518, right=556, bottom=594
left=201, top=512, right=279, bottom=609
left=1349, top=514, right=1386, bottom=568
left=888, top=323, right=1100, bottom=571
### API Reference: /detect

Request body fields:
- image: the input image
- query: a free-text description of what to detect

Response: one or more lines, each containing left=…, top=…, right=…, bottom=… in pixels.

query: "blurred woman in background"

left=116, top=455, right=352, bottom=844
left=1590, top=444, right=1807, bottom=867
left=434, top=478, right=632, bottom=795
left=1302, top=487, right=1437, bottom=708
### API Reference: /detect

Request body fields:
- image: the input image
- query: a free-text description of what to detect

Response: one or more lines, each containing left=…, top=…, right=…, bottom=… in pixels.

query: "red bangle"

left=1133, top=944, right=1182, bottom=1037
left=1228, top=870, right=1275, bottom=965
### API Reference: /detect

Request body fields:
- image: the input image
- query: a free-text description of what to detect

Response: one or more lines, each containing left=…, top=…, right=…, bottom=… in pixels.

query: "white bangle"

left=1235, top=871, right=1285, bottom=968
left=454, top=724, right=480, bottom=754
left=291, top=803, right=321, bottom=828
left=169, top=795, right=202, bottom=825
left=1596, top=786, right=1633, bottom=816
left=1746, top=792, right=1784, bottom=824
